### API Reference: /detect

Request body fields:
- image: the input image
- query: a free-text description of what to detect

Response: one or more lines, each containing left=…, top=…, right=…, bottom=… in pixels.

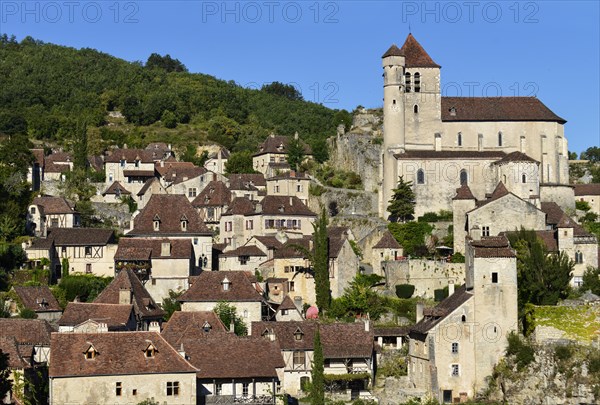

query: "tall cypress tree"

left=313, top=207, right=330, bottom=312
left=311, top=327, right=325, bottom=405
left=387, top=176, right=415, bottom=222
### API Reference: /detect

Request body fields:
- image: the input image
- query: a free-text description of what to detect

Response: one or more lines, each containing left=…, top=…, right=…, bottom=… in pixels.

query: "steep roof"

left=0, top=318, right=54, bottom=345
left=94, top=268, right=166, bottom=319
left=261, top=195, right=316, bottom=216
left=470, top=236, right=516, bottom=258
left=493, top=151, right=539, bottom=165
left=253, top=135, right=312, bottom=157
left=31, top=196, right=75, bottom=215
left=48, top=228, right=115, bottom=246
left=574, top=183, right=600, bottom=196
left=158, top=163, right=207, bottom=185
left=399, top=33, right=440, bottom=68
left=102, top=181, right=131, bottom=196
left=222, top=196, right=256, bottom=216
left=220, top=245, right=267, bottom=258
left=278, top=295, right=299, bottom=311
left=410, top=285, right=473, bottom=335
left=129, top=194, right=211, bottom=235
left=13, top=286, right=61, bottom=313
left=161, top=311, right=227, bottom=347
left=137, top=177, right=159, bottom=196
left=373, top=231, right=401, bottom=249
left=59, top=303, right=134, bottom=330
left=228, top=173, right=266, bottom=190
left=31, top=148, right=45, bottom=166
left=104, top=148, right=157, bottom=163
left=274, top=236, right=312, bottom=259
left=382, top=44, right=404, bottom=58
left=251, top=321, right=373, bottom=358
left=49, top=332, right=198, bottom=378
left=540, top=202, right=565, bottom=225
left=178, top=271, right=264, bottom=303
left=181, top=334, right=284, bottom=379
left=115, top=238, right=193, bottom=260
left=441, top=97, right=566, bottom=124
left=453, top=184, right=476, bottom=200
left=557, top=214, right=593, bottom=237
left=0, top=336, right=31, bottom=369
left=191, top=181, right=232, bottom=208
left=534, top=230, right=559, bottom=252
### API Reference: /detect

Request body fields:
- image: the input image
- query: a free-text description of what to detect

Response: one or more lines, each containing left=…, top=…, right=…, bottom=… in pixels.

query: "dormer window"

left=278, top=205, right=284, bottom=213
left=222, top=277, right=231, bottom=291
left=144, top=343, right=157, bottom=358
left=261, top=329, right=270, bottom=339
left=135, top=159, right=140, bottom=168
left=293, top=327, right=304, bottom=341
left=450, top=107, right=456, bottom=116
left=84, top=345, right=98, bottom=360
left=153, top=214, right=161, bottom=231
left=180, top=215, right=188, bottom=232
left=120, top=159, right=126, bottom=167
left=202, top=321, right=212, bottom=333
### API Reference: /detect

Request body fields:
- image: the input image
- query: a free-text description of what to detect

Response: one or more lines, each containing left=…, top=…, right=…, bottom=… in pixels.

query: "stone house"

left=178, top=271, right=269, bottom=323
left=574, top=183, right=600, bottom=216
left=136, top=177, right=167, bottom=211
left=127, top=194, right=213, bottom=270
left=115, top=238, right=195, bottom=302
left=93, top=268, right=166, bottom=330
left=48, top=228, right=118, bottom=278
left=408, top=236, right=518, bottom=402
left=204, top=147, right=230, bottom=175
left=145, top=142, right=173, bottom=160
left=274, top=295, right=304, bottom=322
left=22, top=238, right=58, bottom=275
left=161, top=311, right=228, bottom=347
left=227, top=173, right=266, bottom=200
left=266, top=170, right=310, bottom=205
left=99, top=181, right=132, bottom=203
left=58, top=302, right=136, bottom=332
left=371, top=230, right=404, bottom=276
left=27, top=196, right=80, bottom=237
left=9, top=285, right=62, bottom=322
left=191, top=180, right=232, bottom=230
left=250, top=321, right=374, bottom=398
left=155, top=161, right=214, bottom=200
left=43, top=151, right=73, bottom=181
left=379, top=34, right=571, bottom=219
left=219, top=245, right=267, bottom=272
left=104, top=148, right=157, bottom=194
left=49, top=331, right=198, bottom=405
left=252, top=134, right=313, bottom=177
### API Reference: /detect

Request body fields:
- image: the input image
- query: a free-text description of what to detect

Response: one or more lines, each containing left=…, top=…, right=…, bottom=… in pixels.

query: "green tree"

left=19, top=308, right=37, bottom=319
left=225, top=151, right=255, bottom=174
left=581, top=146, right=600, bottom=163
left=261, top=82, right=303, bottom=101
left=387, top=176, right=415, bottom=222
left=310, top=138, right=329, bottom=164
left=162, top=290, right=182, bottom=321
left=568, top=151, right=578, bottom=160
left=214, top=301, right=247, bottom=336
left=329, top=274, right=386, bottom=320
left=312, top=208, right=331, bottom=312
left=581, top=266, right=600, bottom=295
left=146, top=53, right=187, bottom=72
left=287, top=136, right=305, bottom=171
left=161, top=110, right=177, bottom=129
left=387, top=222, right=433, bottom=257
left=311, top=327, right=325, bottom=405
left=0, top=350, right=12, bottom=401
left=73, top=121, right=89, bottom=171
left=207, top=115, right=241, bottom=150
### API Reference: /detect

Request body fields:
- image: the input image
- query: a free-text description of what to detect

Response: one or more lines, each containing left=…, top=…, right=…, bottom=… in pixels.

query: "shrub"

left=434, top=287, right=448, bottom=302
left=395, top=284, right=415, bottom=299
left=19, top=308, right=37, bottom=319
left=589, top=351, right=600, bottom=375
left=309, top=183, right=326, bottom=197
left=554, top=344, right=573, bottom=362
left=576, top=200, right=591, bottom=212
left=57, top=274, right=113, bottom=302
left=506, top=332, right=535, bottom=371
left=449, top=252, right=465, bottom=263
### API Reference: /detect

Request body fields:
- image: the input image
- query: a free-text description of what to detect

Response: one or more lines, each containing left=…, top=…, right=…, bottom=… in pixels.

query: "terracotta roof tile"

left=221, top=245, right=267, bottom=258
left=493, top=151, right=539, bottom=165
left=374, top=326, right=410, bottom=337
left=373, top=231, right=401, bottom=249
left=130, top=194, right=211, bottom=235
left=228, top=173, right=266, bottom=189
left=278, top=295, right=299, bottom=311
left=541, top=202, right=565, bottom=225
left=104, top=148, right=157, bottom=163
left=453, top=184, right=476, bottom=200
left=32, top=196, right=76, bottom=215
left=115, top=238, right=193, bottom=260
left=59, top=303, right=134, bottom=330
left=94, top=269, right=165, bottom=319
left=178, top=271, right=264, bottom=303
left=410, top=286, right=473, bottom=335
left=535, top=230, right=558, bottom=252
left=137, top=177, right=158, bottom=196
left=192, top=181, right=232, bottom=208
left=0, top=336, right=30, bottom=369
left=254, top=135, right=312, bottom=157
left=470, top=236, right=516, bottom=258
left=574, top=183, right=600, bottom=196
left=49, top=331, right=198, bottom=377
left=260, top=195, right=316, bottom=216
left=382, top=44, right=404, bottom=58
left=0, top=319, right=53, bottom=345
left=158, top=163, right=207, bottom=184
left=267, top=170, right=309, bottom=181
left=441, top=97, right=566, bottom=123
left=13, top=286, right=61, bottom=313
left=45, top=152, right=72, bottom=164
left=161, top=311, right=227, bottom=347
left=122, top=170, right=155, bottom=178
left=223, top=196, right=256, bottom=216
left=399, top=34, right=440, bottom=68
left=48, top=228, right=115, bottom=246
left=102, top=181, right=131, bottom=196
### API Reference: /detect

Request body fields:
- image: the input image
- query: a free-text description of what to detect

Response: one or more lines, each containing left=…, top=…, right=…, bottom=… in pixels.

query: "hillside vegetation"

left=0, top=34, right=351, bottom=154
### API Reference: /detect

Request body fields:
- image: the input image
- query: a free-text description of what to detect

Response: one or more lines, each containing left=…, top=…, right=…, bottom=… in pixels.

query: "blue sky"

left=1, top=0, right=598, bottom=154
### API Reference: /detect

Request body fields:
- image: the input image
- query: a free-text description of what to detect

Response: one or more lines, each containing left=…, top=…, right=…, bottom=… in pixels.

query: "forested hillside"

left=0, top=34, right=351, bottom=154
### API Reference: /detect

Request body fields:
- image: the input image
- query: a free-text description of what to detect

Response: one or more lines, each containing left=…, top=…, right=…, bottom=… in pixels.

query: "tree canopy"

left=387, top=176, right=415, bottom=222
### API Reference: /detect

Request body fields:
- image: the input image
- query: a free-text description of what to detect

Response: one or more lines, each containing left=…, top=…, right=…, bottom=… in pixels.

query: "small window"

left=153, top=220, right=160, bottom=231
left=215, top=383, right=222, bottom=396
left=166, top=381, right=179, bottom=396
left=492, top=272, right=498, bottom=283
left=30, top=207, right=36, bottom=214
left=575, top=251, right=584, bottom=264
left=414, top=72, right=421, bottom=92
left=461, top=315, right=466, bottom=323
left=451, top=342, right=459, bottom=354
left=293, top=351, right=305, bottom=367
left=296, top=184, right=303, bottom=192
left=289, top=281, right=295, bottom=292
left=135, top=159, right=140, bottom=168
left=294, top=328, right=304, bottom=341
left=193, top=238, right=198, bottom=245
left=460, top=170, right=468, bottom=186
left=181, top=220, right=188, bottom=232
left=405, top=72, right=412, bottom=93
left=120, top=159, right=126, bottom=167
left=85, top=246, right=92, bottom=256
left=188, top=188, right=197, bottom=197
left=451, top=364, right=459, bottom=376
left=457, top=132, right=462, bottom=146
left=145, top=345, right=156, bottom=358
left=85, top=263, right=92, bottom=274
left=482, top=226, right=490, bottom=237
left=132, top=389, right=137, bottom=396
left=498, top=132, right=503, bottom=147
left=242, top=382, right=249, bottom=397
left=413, top=105, right=419, bottom=114
left=282, top=309, right=288, bottom=315
left=522, top=174, right=527, bottom=183
left=417, top=169, right=425, bottom=184
left=116, top=382, right=122, bottom=396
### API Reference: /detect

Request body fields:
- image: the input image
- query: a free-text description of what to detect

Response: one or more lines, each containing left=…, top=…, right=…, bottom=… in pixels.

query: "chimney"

left=448, top=281, right=455, bottom=296
left=416, top=302, right=424, bottom=323
left=119, top=288, right=132, bottom=305
left=161, top=242, right=171, bottom=257
left=149, top=321, right=161, bottom=333
left=178, top=343, right=187, bottom=359
left=289, top=196, right=293, bottom=206
left=255, top=202, right=262, bottom=213
left=160, top=161, right=164, bottom=167
left=123, top=143, right=128, bottom=149
left=294, top=132, right=299, bottom=140
left=434, top=133, right=442, bottom=152
left=212, top=172, right=217, bottom=181
left=364, top=319, right=370, bottom=332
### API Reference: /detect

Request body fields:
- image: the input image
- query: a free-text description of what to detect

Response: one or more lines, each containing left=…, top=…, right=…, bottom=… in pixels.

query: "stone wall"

left=308, top=187, right=378, bottom=218
left=384, top=260, right=465, bottom=299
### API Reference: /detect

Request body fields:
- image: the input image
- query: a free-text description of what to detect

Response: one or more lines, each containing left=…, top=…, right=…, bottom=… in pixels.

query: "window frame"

left=166, top=381, right=180, bottom=396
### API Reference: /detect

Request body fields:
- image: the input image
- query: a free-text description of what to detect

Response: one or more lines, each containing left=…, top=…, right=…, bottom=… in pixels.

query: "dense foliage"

left=0, top=350, right=12, bottom=401
left=387, top=176, right=415, bottom=222
left=387, top=221, right=433, bottom=257
left=0, top=35, right=347, bottom=155
left=312, top=208, right=331, bottom=312
left=161, top=290, right=182, bottom=321
left=311, top=327, right=325, bottom=405
left=214, top=301, right=247, bottom=336
left=53, top=274, right=113, bottom=305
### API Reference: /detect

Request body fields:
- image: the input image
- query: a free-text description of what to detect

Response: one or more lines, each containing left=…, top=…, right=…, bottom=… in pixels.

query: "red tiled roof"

left=0, top=336, right=30, bottom=369
left=161, top=311, right=227, bottom=347
left=540, top=202, right=565, bottom=225
left=192, top=181, right=232, bottom=208
left=178, top=271, right=264, bottom=303
left=59, top=302, right=134, bottom=330
left=94, top=269, right=165, bottom=319
left=382, top=44, right=404, bottom=58
left=158, top=163, right=207, bottom=185
left=574, top=183, right=600, bottom=196
left=441, top=97, right=566, bottom=123
left=278, top=295, right=299, bottom=311
left=49, top=332, right=198, bottom=377
left=410, top=285, right=473, bottom=335
left=220, top=245, right=267, bottom=258
left=453, top=184, right=476, bottom=200
left=115, top=238, right=193, bottom=260
left=130, top=194, right=211, bottom=235
left=48, top=228, right=115, bottom=246
left=399, top=34, right=440, bottom=68
left=102, top=181, right=131, bottom=196
left=228, top=173, right=266, bottom=190
left=13, top=286, right=61, bottom=313
left=267, top=170, right=309, bottom=181
left=0, top=318, right=54, bottom=345
left=373, top=231, right=401, bottom=249
left=123, top=170, right=155, bottom=177
left=493, top=151, right=539, bottom=165
left=254, top=135, right=312, bottom=157
left=32, top=196, right=76, bottom=215
left=470, top=236, right=516, bottom=258
left=137, top=177, right=159, bottom=196
left=222, top=196, right=256, bottom=216
left=261, top=195, right=316, bottom=216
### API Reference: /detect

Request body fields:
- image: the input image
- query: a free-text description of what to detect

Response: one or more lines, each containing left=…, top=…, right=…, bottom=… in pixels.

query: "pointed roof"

left=382, top=44, right=404, bottom=58
left=453, top=184, right=476, bottom=200
left=399, top=34, right=440, bottom=68
left=373, top=231, right=401, bottom=249
left=191, top=181, right=232, bottom=208
left=278, top=294, right=300, bottom=311
left=94, top=268, right=165, bottom=320
left=161, top=311, right=227, bottom=347
left=493, top=151, right=539, bottom=165
left=489, top=181, right=510, bottom=200
left=102, top=181, right=131, bottom=196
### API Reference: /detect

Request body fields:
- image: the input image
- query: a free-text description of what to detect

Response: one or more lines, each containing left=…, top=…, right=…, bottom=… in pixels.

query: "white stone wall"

left=385, top=260, right=465, bottom=299
left=181, top=301, right=262, bottom=324
left=266, top=178, right=310, bottom=205
left=57, top=244, right=118, bottom=277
